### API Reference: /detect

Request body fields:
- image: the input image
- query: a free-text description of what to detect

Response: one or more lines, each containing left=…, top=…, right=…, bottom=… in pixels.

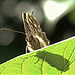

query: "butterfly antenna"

left=0, top=28, right=25, bottom=35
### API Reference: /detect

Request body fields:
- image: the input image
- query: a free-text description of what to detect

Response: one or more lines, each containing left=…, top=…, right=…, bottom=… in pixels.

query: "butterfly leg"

left=26, top=45, right=29, bottom=53
left=26, top=45, right=34, bottom=53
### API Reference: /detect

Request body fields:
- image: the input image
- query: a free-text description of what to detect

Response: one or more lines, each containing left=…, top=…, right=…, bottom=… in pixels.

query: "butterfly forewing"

left=22, top=11, right=50, bottom=52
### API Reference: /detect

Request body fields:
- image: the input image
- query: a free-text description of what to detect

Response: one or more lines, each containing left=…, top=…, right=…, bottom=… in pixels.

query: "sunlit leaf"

left=0, top=36, right=75, bottom=75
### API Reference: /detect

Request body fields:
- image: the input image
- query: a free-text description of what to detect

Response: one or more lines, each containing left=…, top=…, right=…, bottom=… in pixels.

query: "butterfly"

left=1, top=11, right=50, bottom=53
left=22, top=11, right=50, bottom=53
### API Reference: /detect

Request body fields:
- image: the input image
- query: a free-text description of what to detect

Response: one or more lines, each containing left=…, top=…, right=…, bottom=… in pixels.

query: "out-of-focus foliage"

left=68, top=8, right=75, bottom=26
left=0, top=0, right=75, bottom=64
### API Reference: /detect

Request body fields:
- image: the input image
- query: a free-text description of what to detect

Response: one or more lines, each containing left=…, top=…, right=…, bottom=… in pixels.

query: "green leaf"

left=0, top=37, right=75, bottom=75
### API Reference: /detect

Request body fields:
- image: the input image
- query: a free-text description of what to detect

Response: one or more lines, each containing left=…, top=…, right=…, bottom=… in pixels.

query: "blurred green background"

left=0, top=0, right=75, bottom=64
